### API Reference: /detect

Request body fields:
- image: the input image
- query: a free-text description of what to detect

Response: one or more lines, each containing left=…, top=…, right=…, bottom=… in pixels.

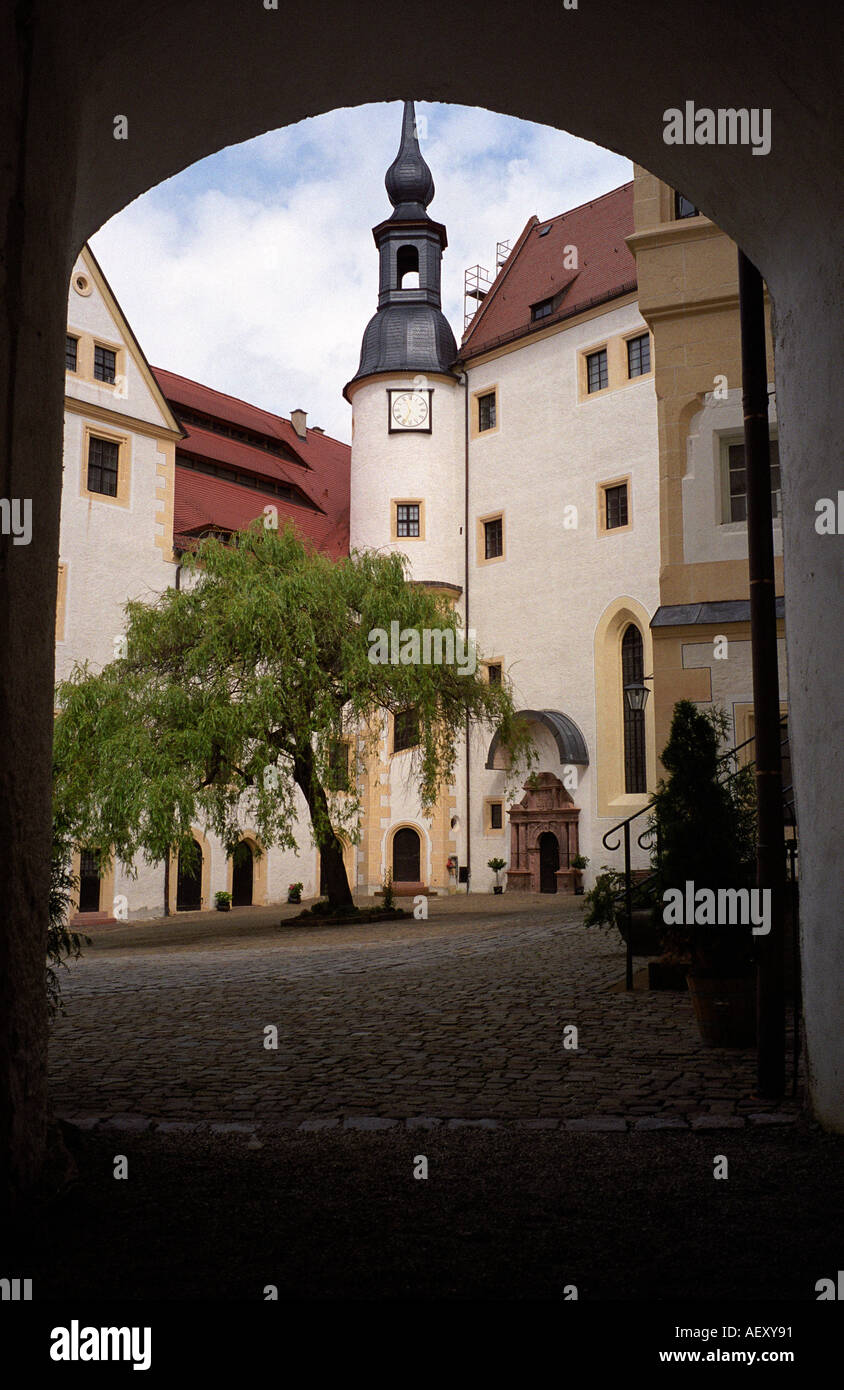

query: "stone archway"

left=507, top=774, right=580, bottom=894
left=3, top=3, right=843, bottom=1204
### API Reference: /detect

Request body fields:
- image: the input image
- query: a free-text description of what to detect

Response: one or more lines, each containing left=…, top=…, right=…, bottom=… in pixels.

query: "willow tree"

left=54, top=521, right=532, bottom=911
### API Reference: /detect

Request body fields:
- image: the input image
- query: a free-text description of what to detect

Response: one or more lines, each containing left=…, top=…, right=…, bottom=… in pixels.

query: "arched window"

left=397, top=244, right=419, bottom=289
left=621, top=624, right=647, bottom=794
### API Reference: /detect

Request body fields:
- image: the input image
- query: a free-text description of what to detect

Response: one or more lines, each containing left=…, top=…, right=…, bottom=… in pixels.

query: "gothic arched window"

left=621, top=624, right=647, bottom=794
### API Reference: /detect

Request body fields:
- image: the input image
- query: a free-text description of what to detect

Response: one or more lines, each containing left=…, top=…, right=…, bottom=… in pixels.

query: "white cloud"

left=91, top=103, right=632, bottom=443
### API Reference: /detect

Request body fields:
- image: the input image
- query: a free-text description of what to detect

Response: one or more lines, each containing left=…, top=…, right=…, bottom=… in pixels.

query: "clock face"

left=389, top=390, right=431, bottom=431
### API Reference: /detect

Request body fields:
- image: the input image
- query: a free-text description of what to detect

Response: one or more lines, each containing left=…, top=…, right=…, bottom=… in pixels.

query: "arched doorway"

left=176, top=841, right=202, bottom=911
left=231, top=841, right=254, bottom=907
left=538, top=833, right=560, bottom=894
left=392, top=827, right=421, bottom=884
left=78, top=848, right=101, bottom=913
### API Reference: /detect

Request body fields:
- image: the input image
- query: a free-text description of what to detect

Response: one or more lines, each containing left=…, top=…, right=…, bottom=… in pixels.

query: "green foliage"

left=487, top=858, right=506, bottom=872
left=214, top=890, right=232, bottom=907
left=47, top=825, right=89, bottom=1020
left=571, top=854, right=589, bottom=871
left=381, top=868, right=395, bottom=910
left=650, top=701, right=757, bottom=971
left=53, top=522, right=535, bottom=906
left=583, top=867, right=627, bottom=930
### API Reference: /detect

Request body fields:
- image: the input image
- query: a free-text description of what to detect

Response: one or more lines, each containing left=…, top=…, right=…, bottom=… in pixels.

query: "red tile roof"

left=460, top=182, right=637, bottom=360
left=152, top=368, right=350, bottom=560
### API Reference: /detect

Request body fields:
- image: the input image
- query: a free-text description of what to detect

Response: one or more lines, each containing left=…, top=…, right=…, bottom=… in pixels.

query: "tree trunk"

left=293, top=744, right=354, bottom=911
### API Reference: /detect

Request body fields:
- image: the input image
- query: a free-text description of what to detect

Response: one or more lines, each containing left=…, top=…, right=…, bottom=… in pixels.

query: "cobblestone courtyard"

left=49, top=896, right=801, bottom=1131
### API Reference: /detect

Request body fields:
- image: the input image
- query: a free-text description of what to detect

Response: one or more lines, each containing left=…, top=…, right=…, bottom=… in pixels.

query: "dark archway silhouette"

left=2, top=2, right=842, bottom=1206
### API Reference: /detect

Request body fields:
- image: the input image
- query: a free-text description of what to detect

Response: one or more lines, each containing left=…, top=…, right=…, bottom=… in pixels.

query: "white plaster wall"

left=466, top=302, right=660, bottom=884
left=66, top=256, right=167, bottom=427
left=682, top=637, right=788, bottom=733
left=683, top=387, right=782, bottom=566
left=56, top=413, right=175, bottom=680
left=348, top=372, right=465, bottom=588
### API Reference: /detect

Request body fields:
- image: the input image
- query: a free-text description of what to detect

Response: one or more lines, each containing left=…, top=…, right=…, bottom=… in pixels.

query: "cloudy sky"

left=91, top=103, right=631, bottom=444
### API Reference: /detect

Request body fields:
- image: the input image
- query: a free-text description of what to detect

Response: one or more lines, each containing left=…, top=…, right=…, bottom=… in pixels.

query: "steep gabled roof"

left=152, top=369, right=351, bottom=561
left=459, top=182, right=637, bottom=361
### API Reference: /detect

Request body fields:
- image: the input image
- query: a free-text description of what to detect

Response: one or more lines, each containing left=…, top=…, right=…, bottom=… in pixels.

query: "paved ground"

left=49, top=894, right=802, bottom=1129
left=33, top=898, right=839, bottom=1308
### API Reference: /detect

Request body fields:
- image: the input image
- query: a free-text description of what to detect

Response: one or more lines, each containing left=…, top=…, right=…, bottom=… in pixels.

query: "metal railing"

left=601, top=721, right=793, bottom=994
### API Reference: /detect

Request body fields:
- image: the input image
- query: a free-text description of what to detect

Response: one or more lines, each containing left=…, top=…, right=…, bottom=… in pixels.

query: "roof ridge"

left=538, top=180, right=634, bottom=226
left=152, top=365, right=349, bottom=449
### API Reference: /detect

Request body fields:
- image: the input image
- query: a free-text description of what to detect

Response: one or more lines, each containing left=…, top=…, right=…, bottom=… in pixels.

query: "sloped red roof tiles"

left=460, top=182, right=636, bottom=360
left=152, top=368, right=350, bottom=560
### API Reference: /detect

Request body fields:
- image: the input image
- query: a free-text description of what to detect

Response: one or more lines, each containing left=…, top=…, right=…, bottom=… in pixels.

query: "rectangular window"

left=725, top=439, right=780, bottom=523
left=627, top=333, right=651, bottom=378
left=477, top=391, right=496, bottom=432
left=490, top=802, right=503, bottom=830
left=327, top=740, right=350, bottom=792
left=393, top=707, right=419, bottom=754
left=605, top=482, right=629, bottom=530
left=674, top=191, right=698, bottom=219
left=487, top=662, right=502, bottom=684
left=531, top=298, right=554, bottom=322
left=484, top=516, right=503, bottom=559
left=396, top=503, right=420, bottom=537
left=93, top=344, right=117, bottom=383
left=586, top=348, right=608, bottom=393
left=66, top=335, right=78, bottom=372
left=87, top=436, right=120, bottom=497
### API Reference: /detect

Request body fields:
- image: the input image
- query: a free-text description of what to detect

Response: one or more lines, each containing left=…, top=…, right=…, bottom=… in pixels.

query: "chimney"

left=290, top=408, right=307, bottom=439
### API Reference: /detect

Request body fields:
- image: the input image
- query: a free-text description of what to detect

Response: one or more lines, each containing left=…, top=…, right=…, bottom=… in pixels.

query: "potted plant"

left=488, top=857, right=506, bottom=893
left=650, top=701, right=758, bottom=1045
left=215, top=890, right=232, bottom=912
left=381, top=868, right=395, bottom=910
left=583, top=866, right=663, bottom=955
left=571, top=853, right=589, bottom=894
left=287, top=881, right=303, bottom=904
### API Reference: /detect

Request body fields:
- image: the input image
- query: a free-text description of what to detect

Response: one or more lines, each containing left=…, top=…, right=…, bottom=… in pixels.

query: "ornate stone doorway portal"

left=507, top=773, right=581, bottom=894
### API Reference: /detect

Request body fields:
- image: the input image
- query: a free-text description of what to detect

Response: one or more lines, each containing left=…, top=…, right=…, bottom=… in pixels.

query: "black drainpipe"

left=738, top=250, right=785, bottom=1098
left=462, top=369, right=471, bottom=892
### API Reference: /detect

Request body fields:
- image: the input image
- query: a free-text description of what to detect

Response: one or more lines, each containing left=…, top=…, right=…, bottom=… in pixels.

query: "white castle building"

left=58, top=102, right=670, bottom=920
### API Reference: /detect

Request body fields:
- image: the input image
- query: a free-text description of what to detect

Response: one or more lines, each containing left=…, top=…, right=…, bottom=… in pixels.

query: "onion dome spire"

left=385, top=100, right=435, bottom=219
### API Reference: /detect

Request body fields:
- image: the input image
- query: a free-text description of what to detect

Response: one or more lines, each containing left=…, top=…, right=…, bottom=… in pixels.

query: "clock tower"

left=345, top=101, right=463, bottom=589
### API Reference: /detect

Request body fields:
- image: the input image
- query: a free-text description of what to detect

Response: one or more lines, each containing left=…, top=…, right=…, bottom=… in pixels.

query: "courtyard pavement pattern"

left=48, top=894, right=802, bottom=1132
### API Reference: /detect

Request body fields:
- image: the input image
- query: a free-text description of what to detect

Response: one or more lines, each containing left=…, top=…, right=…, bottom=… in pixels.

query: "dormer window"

left=397, top=244, right=420, bottom=289
left=531, top=297, right=554, bottom=322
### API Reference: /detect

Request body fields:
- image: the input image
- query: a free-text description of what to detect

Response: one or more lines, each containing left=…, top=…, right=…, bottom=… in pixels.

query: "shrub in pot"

left=215, top=890, right=232, bottom=912
left=571, top=853, right=588, bottom=894
left=650, top=701, right=758, bottom=1045
left=287, top=881, right=303, bottom=904
left=488, top=857, right=506, bottom=894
